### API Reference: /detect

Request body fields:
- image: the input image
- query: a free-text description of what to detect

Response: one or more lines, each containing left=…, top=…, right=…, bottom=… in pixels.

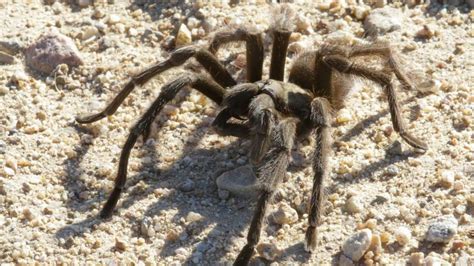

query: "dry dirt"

left=0, top=0, right=473, bottom=265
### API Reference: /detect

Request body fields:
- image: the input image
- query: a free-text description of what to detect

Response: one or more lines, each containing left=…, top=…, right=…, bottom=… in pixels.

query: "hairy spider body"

left=77, top=6, right=427, bottom=265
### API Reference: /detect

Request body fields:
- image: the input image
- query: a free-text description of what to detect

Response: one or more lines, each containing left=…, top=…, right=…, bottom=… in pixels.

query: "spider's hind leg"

left=349, top=44, right=415, bottom=91
left=323, top=55, right=428, bottom=151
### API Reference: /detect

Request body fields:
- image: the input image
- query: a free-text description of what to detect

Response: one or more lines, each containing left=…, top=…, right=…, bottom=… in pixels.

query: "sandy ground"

left=0, top=0, right=473, bottom=265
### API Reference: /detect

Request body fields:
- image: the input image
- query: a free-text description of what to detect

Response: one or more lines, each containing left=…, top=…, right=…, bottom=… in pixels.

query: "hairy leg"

left=76, top=46, right=235, bottom=124
left=305, top=97, right=332, bottom=252
left=269, top=30, right=291, bottom=81
left=234, top=118, right=297, bottom=265
left=208, top=27, right=264, bottom=82
left=248, top=94, right=278, bottom=164
left=213, top=83, right=261, bottom=138
left=100, top=75, right=226, bottom=218
left=349, top=44, right=415, bottom=91
left=323, top=55, right=428, bottom=151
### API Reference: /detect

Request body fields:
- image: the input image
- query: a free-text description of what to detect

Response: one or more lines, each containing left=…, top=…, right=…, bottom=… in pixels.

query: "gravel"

left=0, top=0, right=473, bottom=265
left=425, top=215, right=459, bottom=243
left=342, top=229, right=372, bottom=261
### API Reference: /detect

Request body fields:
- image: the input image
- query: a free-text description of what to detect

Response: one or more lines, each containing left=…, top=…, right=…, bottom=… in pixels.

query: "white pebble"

left=186, top=212, right=202, bottom=223
left=81, top=26, right=99, bottom=40
left=342, top=229, right=372, bottom=261
left=336, top=109, right=352, bottom=124
left=107, top=14, right=121, bottom=25
left=394, top=226, right=411, bottom=245
left=438, top=170, right=454, bottom=188
left=346, top=196, right=363, bottom=214
left=270, top=202, right=299, bottom=225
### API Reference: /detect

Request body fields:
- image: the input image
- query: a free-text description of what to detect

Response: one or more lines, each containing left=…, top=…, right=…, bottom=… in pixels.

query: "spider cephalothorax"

left=77, top=5, right=427, bottom=265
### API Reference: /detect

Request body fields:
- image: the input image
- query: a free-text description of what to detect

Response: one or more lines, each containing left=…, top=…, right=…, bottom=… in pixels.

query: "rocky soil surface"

left=0, top=0, right=473, bottom=265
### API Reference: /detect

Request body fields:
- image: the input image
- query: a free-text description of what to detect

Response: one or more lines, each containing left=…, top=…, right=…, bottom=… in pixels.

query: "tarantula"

left=76, top=7, right=427, bottom=265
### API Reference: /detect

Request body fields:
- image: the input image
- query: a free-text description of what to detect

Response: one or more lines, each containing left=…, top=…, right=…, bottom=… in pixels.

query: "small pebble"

left=394, top=226, right=411, bottom=246
left=107, top=14, right=121, bottom=25
left=370, top=235, right=382, bottom=258
left=3, top=166, right=15, bottom=176
left=336, top=109, right=352, bottom=124
left=364, top=7, right=402, bottom=36
left=416, top=24, right=437, bottom=39
left=385, top=165, right=399, bottom=176
left=115, top=238, right=127, bottom=251
left=380, top=231, right=391, bottom=244
left=216, top=165, right=258, bottom=199
left=175, top=24, right=192, bottom=46
left=186, top=212, right=202, bottom=223
left=270, top=202, right=299, bottom=225
left=179, top=179, right=195, bottom=192
left=438, top=170, right=454, bottom=188
left=346, top=196, right=363, bottom=214
left=256, top=243, right=282, bottom=261
left=342, top=229, right=372, bottom=261
left=409, top=252, right=425, bottom=266
left=175, top=247, right=189, bottom=257
left=425, top=215, right=458, bottom=243
left=81, top=26, right=99, bottom=40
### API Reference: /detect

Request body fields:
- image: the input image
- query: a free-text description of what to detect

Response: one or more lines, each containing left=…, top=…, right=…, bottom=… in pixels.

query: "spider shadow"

left=60, top=123, right=106, bottom=213
left=56, top=104, right=259, bottom=264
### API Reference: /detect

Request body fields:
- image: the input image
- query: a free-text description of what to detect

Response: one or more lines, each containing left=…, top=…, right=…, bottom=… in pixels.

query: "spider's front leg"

left=212, top=83, right=260, bottom=138
left=305, top=97, right=333, bottom=252
left=76, top=46, right=235, bottom=125
left=234, top=117, right=298, bottom=266
left=100, top=74, right=225, bottom=218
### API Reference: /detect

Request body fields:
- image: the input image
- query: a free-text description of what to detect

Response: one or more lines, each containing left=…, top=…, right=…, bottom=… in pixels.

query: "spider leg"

left=323, top=55, right=428, bottom=151
left=305, top=97, right=332, bottom=252
left=213, top=108, right=250, bottom=138
left=213, top=83, right=260, bottom=138
left=269, top=30, right=291, bottom=81
left=348, top=44, right=415, bottom=91
left=100, top=74, right=226, bottom=218
left=248, top=94, right=279, bottom=164
left=76, top=46, right=235, bottom=124
left=269, top=4, right=294, bottom=81
left=234, top=117, right=297, bottom=266
left=208, top=27, right=264, bottom=82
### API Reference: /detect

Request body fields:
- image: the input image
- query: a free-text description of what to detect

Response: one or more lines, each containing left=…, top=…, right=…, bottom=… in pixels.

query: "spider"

left=76, top=6, right=427, bottom=265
